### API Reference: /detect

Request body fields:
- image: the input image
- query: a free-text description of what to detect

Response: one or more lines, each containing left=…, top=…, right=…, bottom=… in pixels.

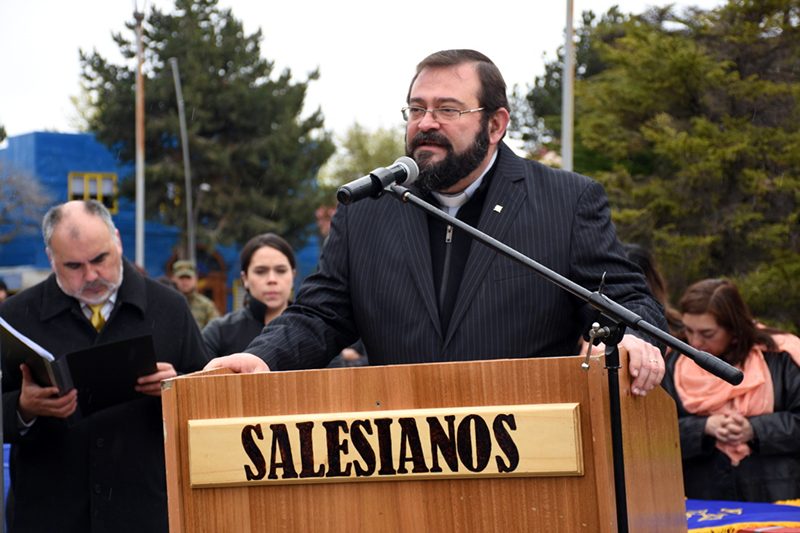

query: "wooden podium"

left=162, top=353, right=686, bottom=532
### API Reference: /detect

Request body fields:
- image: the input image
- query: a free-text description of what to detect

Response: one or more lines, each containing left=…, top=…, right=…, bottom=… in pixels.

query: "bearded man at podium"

left=206, top=49, right=667, bottom=397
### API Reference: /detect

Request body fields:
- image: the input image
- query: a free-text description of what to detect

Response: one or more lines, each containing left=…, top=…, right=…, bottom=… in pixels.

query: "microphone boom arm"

left=388, top=183, right=743, bottom=386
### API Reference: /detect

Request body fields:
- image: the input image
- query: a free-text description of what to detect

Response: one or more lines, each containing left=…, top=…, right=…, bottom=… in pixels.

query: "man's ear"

left=114, top=229, right=123, bottom=254
left=488, top=107, right=511, bottom=144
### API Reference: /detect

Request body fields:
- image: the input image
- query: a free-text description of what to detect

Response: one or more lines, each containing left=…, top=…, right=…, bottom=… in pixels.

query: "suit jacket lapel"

left=396, top=196, right=443, bottom=340
left=444, top=144, right=528, bottom=347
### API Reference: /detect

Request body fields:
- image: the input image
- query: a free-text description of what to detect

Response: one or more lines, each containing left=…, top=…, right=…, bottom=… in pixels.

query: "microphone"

left=336, top=156, right=419, bottom=205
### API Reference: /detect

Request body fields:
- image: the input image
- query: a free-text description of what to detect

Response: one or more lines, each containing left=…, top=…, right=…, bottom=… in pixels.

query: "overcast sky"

left=0, top=0, right=723, bottom=142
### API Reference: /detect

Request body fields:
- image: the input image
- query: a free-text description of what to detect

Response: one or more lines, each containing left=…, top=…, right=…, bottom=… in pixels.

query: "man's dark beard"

left=406, top=125, right=490, bottom=194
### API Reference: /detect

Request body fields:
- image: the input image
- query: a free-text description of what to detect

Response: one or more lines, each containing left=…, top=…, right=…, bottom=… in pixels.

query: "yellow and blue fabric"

left=687, top=499, right=800, bottom=532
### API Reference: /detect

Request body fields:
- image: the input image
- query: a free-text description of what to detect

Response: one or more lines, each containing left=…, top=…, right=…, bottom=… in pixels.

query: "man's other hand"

left=18, top=363, right=77, bottom=421
left=136, top=362, right=178, bottom=397
left=621, top=334, right=665, bottom=397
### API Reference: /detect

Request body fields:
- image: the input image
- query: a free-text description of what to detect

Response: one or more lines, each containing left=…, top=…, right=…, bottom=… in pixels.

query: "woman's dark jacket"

left=202, top=296, right=268, bottom=358
left=662, top=350, right=800, bottom=502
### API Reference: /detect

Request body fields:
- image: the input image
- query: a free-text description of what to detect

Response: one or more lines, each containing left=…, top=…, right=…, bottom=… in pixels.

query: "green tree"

left=318, top=123, right=405, bottom=190
left=79, top=0, right=334, bottom=250
left=521, top=1, right=800, bottom=331
left=510, top=7, right=629, bottom=159
left=307, top=123, right=404, bottom=245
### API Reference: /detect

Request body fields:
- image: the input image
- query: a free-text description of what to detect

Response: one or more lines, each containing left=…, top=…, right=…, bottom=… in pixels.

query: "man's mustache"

left=80, top=279, right=114, bottom=293
left=409, top=131, right=453, bottom=152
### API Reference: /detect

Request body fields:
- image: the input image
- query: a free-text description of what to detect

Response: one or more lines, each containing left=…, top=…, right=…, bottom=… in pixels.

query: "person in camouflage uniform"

left=171, top=260, right=220, bottom=328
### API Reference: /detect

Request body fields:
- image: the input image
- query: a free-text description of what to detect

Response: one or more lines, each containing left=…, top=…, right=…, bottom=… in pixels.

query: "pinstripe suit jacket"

left=246, top=143, right=666, bottom=369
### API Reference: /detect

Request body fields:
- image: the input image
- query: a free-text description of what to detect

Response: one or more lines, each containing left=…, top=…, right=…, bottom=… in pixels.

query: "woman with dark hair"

left=202, top=233, right=297, bottom=357
left=662, top=278, right=800, bottom=501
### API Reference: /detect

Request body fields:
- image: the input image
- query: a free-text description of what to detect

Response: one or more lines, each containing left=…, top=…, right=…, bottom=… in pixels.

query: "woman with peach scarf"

left=662, top=278, right=800, bottom=502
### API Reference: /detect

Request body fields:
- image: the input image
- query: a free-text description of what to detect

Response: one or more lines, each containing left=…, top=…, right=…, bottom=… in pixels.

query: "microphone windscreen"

left=393, top=156, right=419, bottom=185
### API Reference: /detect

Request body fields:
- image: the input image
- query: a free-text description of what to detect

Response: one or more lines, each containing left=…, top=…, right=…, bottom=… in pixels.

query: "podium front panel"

left=163, top=355, right=684, bottom=532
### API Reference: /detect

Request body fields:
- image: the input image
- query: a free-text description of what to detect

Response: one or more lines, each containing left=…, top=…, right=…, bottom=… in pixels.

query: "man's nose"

left=84, top=265, right=100, bottom=282
left=417, top=110, right=441, bottom=130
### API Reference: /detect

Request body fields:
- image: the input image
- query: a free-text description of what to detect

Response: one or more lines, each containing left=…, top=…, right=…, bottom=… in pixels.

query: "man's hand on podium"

left=204, top=353, right=271, bottom=373
left=621, top=334, right=665, bottom=397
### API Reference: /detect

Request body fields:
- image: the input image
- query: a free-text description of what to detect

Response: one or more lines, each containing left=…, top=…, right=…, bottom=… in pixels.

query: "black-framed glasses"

left=401, top=106, right=485, bottom=123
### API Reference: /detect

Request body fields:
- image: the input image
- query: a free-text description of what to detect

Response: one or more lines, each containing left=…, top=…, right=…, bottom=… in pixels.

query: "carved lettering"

left=297, top=421, right=325, bottom=478
left=350, top=419, right=376, bottom=477
left=374, top=418, right=396, bottom=475
left=221, top=405, right=560, bottom=487
left=493, top=414, right=520, bottom=472
left=457, top=415, right=491, bottom=472
left=397, top=418, right=429, bottom=474
left=268, top=424, right=298, bottom=479
left=427, top=415, right=459, bottom=473
left=241, top=424, right=267, bottom=480
left=323, top=420, right=351, bottom=477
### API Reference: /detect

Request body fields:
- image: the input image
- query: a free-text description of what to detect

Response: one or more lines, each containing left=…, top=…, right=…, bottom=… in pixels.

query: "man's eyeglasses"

left=401, top=106, right=485, bottom=123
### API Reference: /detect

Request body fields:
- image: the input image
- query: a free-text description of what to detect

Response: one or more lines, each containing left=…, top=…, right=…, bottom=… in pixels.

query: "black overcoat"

left=1, top=259, right=208, bottom=533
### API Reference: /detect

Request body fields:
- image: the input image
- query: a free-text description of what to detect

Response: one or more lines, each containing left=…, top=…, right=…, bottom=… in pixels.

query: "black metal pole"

left=605, top=341, right=629, bottom=533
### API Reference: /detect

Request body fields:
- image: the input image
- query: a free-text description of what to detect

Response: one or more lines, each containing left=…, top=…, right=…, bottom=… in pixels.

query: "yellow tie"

left=89, top=304, right=105, bottom=331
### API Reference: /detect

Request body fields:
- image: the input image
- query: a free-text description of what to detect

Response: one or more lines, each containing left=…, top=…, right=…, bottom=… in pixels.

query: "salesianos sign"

left=187, top=403, right=583, bottom=488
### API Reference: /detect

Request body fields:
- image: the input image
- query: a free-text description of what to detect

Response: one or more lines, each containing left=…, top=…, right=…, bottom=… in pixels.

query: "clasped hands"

left=705, top=412, right=754, bottom=445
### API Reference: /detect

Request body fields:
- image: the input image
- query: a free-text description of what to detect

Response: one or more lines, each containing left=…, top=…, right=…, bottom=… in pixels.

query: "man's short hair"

left=406, top=49, right=509, bottom=114
left=42, top=200, right=117, bottom=249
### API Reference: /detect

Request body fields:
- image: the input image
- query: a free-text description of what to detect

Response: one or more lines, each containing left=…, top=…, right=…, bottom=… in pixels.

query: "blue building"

left=0, top=131, right=320, bottom=310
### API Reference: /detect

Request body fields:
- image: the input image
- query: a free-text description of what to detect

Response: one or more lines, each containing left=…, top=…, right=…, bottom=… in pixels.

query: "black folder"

left=1, top=317, right=158, bottom=415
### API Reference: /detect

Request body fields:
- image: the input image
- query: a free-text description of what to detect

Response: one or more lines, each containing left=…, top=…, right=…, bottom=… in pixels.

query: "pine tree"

left=515, top=1, right=800, bottom=331
left=79, top=0, right=335, bottom=249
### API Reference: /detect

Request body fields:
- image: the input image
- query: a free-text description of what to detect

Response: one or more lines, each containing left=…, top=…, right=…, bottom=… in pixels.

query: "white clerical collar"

left=431, top=150, right=498, bottom=217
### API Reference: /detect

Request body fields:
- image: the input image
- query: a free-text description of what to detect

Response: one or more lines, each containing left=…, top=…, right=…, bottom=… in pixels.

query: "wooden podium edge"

left=618, top=350, right=686, bottom=532
left=587, top=354, right=618, bottom=531
left=162, top=377, right=184, bottom=533
left=587, top=348, right=686, bottom=533
left=163, top=367, right=237, bottom=531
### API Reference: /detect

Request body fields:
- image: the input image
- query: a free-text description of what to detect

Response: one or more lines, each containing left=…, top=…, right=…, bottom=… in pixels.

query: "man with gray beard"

left=0, top=200, right=208, bottom=533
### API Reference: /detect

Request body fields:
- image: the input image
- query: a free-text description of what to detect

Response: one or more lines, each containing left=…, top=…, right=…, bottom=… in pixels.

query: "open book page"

left=0, top=315, right=67, bottom=391
left=0, top=316, right=55, bottom=361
